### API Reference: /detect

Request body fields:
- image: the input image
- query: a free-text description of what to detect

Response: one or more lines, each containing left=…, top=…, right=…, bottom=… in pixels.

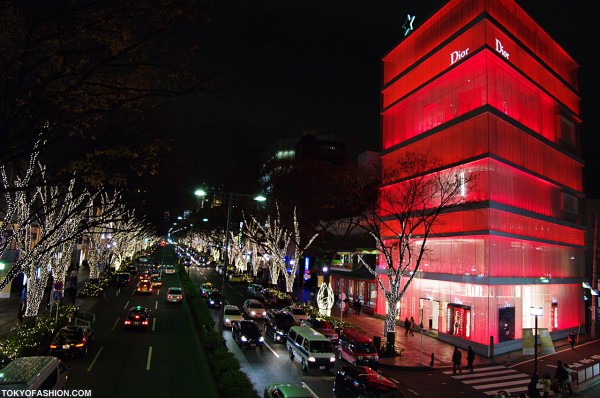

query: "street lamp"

left=530, top=306, right=544, bottom=375
left=194, top=188, right=266, bottom=345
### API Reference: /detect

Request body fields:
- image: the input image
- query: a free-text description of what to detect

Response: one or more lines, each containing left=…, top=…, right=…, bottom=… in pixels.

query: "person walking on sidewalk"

left=452, top=346, right=462, bottom=374
left=568, top=330, right=576, bottom=349
left=356, top=300, right=361, bottom=315
left=467, top=346, right=475, bottom=372
left=404, top=317, right=410, bottom=336
left=409, top=317, right=415, bottom=336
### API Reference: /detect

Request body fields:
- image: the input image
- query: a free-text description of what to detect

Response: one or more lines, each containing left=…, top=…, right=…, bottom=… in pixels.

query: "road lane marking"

left=87, top=347, right=103, bottom=372
left=301, top=382, right=319, bottom=398
left=111, top=318, right=120, bottom=331
left=264, top=342, right=280, bottom=358
left=116, top=288, right=120, bottom=296
left=156, top=289, right=160, bottom=296
left=123, top=301, right=129, bottom=310
left=408, top=388, right=419, bottom=395
left=146, top=346, right=152, bottom=370
left=152, top=318, right=156, bottom=331
left=155, top=300, right=158, bottom=310
left=131, top=288, right=136, bottom=296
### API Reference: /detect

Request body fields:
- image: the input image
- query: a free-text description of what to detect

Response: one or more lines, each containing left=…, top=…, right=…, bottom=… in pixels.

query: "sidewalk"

left=0, top=267, right=95, bottom=337
left=321, top=297, right=591, bottom=372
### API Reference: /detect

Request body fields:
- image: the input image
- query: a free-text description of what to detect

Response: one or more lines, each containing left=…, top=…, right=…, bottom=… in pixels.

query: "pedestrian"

left=554, top=360, right=569, bottom=397
left=352, top=299, right=358, bottom=314
left=404, top=317, right=410, bottom=336
left=452, top=346, right=462, bottom=374
left=527, top=373, right=541, bottom=398
left=409, top=317, right=415, bottom=336
left=564, top=363, right=573, bottom=395
left=342, top=300, right=349, bottom=317
left=568, top=330, right=576, bottom=349
left=356, top=300, right=362, bottom=315
left=467, top=346, right=475, bottom=372
left=540, top=372, right=552, bottom=398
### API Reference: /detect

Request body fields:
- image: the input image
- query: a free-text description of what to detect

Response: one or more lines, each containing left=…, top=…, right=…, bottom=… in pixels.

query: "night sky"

left=152, top=0, right=600, bottom=227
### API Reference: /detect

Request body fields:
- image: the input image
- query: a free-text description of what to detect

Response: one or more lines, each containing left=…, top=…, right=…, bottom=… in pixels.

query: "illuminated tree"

left=245, top=204, right=318, bottom=293
left=352, top=152, right=473, bottom=353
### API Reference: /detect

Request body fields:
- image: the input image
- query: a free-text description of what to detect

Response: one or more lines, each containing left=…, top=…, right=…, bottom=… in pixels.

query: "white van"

left=0, top=356, right=69, bottom=391
left=286, top=326, right=336, bottom=372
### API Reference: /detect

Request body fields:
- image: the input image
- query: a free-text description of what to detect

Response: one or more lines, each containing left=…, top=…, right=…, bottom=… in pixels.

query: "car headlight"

left=225, top=318, right=230, bottom=324
left=251, top=311, right=256, bottom=316
left=330, top=357, right=336, bottom=362
left=209, top=300, right=214, bottom=304
left=241, top=336, right=248, bottom=342
left=259, top=336, right=264, bottom=342
left=308, top=357, right=316, bottom=362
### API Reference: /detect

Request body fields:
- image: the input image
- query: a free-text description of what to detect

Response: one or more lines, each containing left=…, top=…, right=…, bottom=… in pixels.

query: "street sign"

left=53, top=281, right=63, bottom=291
left=52, top=290, right=63, bottom=301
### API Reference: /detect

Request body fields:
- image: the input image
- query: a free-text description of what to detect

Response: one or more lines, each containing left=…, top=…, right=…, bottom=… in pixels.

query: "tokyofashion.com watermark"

left=0, top=390, right=92, bottom=397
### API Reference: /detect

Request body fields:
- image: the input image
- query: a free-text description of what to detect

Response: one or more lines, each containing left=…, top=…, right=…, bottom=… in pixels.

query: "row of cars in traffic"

left=180, top=245, right=405, bottom=398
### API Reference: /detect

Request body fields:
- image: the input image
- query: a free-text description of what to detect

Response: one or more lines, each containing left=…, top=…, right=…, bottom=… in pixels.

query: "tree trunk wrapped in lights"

left=352, top=153, right=474, bottom=355
left=245, top=204, right=318, bottom=293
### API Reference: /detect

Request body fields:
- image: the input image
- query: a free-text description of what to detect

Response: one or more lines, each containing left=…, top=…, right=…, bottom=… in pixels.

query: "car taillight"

left=75, top=343, right=84, bottom=348
left=142, top=320, right=148, bottom=325
left=50, top=344, right=57, bottom=349
left=125, top=320, right=131, bottom=324
left=135, top=315, right=140, bottom=319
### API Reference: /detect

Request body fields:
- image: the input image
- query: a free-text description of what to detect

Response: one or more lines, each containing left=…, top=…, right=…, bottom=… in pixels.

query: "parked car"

left=206, top=290, right=223, bottom=308
left=265, top=309, right=296, bottom=343
left=223, top=305, right=244, bottom=327
left=232, top=320, right=264, bottom=348
left=49, top=325, right=94, bottom=357
left=166, top=287, right=183, bottom=303
left=302, top=318, right=338, bottom=344
left=333, top=365, right=404, bottom=398
left=337, top=329, right=378, bottom=369
left=243, top=299, right=266, bottom=318
left=200, top=282, right=214, bottom=297
left=283, top=306, right=309, bottom=323
left=264, top=383, right=315, bottom=398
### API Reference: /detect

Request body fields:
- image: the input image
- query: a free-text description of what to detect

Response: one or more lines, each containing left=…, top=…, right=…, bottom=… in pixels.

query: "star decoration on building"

left=403, top=14, right=415, bottom=37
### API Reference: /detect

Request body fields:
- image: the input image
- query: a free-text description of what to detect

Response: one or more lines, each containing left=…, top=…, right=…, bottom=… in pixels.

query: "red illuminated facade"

left=378, top=0, right=584, bottom=351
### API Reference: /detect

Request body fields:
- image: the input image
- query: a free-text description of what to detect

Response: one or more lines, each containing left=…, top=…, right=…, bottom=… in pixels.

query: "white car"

left=166, top=287, right=183, bottom=303
left=223, top=305, right=244, bottom=327
left=243, top=299, right=266, bottom=319
left=164, top=265, right=176, bottom=274
left=283, top=306, right=309, bottom=322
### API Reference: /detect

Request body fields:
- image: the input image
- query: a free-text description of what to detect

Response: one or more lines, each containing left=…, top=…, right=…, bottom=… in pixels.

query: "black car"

left=333, top=365, right=404, bottom=398
left=126, top=265, right=138, bottom=276
left=264, top=309, right=296, bottom=343
left=206, top=290, right=223, bottom=308
left=115, top=272, right=132, bottom=287
left=49, top=325, right=94, bottom=357
left=124, top=306, right=150, bottom=329
left=232, top=320, right=264, bottom=348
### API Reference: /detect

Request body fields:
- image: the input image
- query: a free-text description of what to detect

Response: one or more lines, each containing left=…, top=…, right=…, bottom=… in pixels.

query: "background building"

left=378, top=0, right=584, bottom=353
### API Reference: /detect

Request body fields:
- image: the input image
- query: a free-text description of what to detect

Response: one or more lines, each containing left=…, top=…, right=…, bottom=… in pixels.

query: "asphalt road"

left=60, top=246, right=215, bottom=397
